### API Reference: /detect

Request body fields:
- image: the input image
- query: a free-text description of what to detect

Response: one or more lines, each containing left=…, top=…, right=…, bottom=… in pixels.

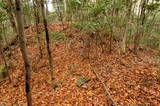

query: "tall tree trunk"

left=33, top=0, right=43, bottom=58
left=41, top=0, right=56, bottom=88
left=0, top=35, right=6, bottom=63
left=133, top=0, right=149, bottom=53
left=15, top=0, right=32, bottom=105
left=0, top=35, right=12, bottom=82
left=6, top=0, right=17, bottom=33
left=1, top=24, right=7, bottom=46
left=45, top=0, right=49, bottom=16
left=121, top=0, right=132, bottom=53
left=63, top=0, right=67, bottom=21
left=55, top=0, right=63, bottom=21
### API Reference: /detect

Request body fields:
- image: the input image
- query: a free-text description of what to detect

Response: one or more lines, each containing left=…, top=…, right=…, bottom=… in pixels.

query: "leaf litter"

left=0, top=22, right=160, bottom=105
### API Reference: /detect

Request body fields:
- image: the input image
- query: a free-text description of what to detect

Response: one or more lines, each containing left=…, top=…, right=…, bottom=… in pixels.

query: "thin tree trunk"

left=63, top=0, right=67, bottom=21
left=33, top=0, right=43, bottom=58
left=41, top=0, right=56, bottom=88
left=121, top=0, right=132, bottom=53
left=0, top=35, right=12, bottom=82
left=133, top=0, right=149, bottom=53
left=45, top=0, right=49, bottom=16
left=121, top=31, right=127, bottom=53
left=55, top=0, right=65, bottom=29
left=6, top=0, right=17, bottom=33
left=55, top=0, right=63, bottom=21
left=15, top=0, right=32, bottom=105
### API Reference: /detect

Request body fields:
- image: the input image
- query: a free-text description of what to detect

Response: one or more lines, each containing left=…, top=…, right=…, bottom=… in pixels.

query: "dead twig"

left=90, top=64, right=118, bottom=106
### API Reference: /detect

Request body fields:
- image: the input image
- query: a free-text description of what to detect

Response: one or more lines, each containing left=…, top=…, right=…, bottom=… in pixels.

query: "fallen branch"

left=89, top=64, right=118, bottom=106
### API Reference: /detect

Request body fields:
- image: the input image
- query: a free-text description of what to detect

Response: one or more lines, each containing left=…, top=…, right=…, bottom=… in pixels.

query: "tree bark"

left=63, top=0, right=67, bottom=21
left=15, top=0, right=32, bottom=105
left=33, top=0, right=43, bottom=58
left=5, top=0, right=17, bottom=33
left=45, top=0, right=49, bottom=16
left=0, top=36, right=12, bottom=82
left=121, top=0, right=132, bottom=53
left=133, top=0, right=149, bottom=53
left=41, top=0, right=56, bottom=87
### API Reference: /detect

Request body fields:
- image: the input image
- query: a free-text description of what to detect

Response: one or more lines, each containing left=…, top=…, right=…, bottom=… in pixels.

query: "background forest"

left=0, top=0, right=160, bottom=105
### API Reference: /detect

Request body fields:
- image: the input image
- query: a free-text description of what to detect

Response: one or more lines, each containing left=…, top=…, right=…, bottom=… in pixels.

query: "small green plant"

left=49, top=31, right=72, bottom=42
left=140, top=33, right=160, bottom=49
left=76, top=77, right=90, bottom=87
left=0, top=63, right=10, bottom=79
left=52, top=80, right=58, bottom=89
left=68, top=63, right=79, bottom=69
left=157, top=70, right=160, bottom=81
left=42, top=31, right=72, bottom=43
left=59, top=78, right=64, bottom=84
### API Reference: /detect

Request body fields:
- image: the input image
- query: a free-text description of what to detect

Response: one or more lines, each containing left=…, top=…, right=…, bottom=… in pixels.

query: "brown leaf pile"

left=0, top=22, right=160, bottom=106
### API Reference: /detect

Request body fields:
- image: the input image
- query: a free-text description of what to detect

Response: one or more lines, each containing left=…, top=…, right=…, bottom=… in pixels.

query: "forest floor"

left=0, top=22, right=160, bottom=106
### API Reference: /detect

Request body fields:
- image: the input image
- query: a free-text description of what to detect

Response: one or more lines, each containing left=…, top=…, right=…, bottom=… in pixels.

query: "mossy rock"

left=76, top=77, right=90, bottom=87
left=0, top=64, right=10, bottom=79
